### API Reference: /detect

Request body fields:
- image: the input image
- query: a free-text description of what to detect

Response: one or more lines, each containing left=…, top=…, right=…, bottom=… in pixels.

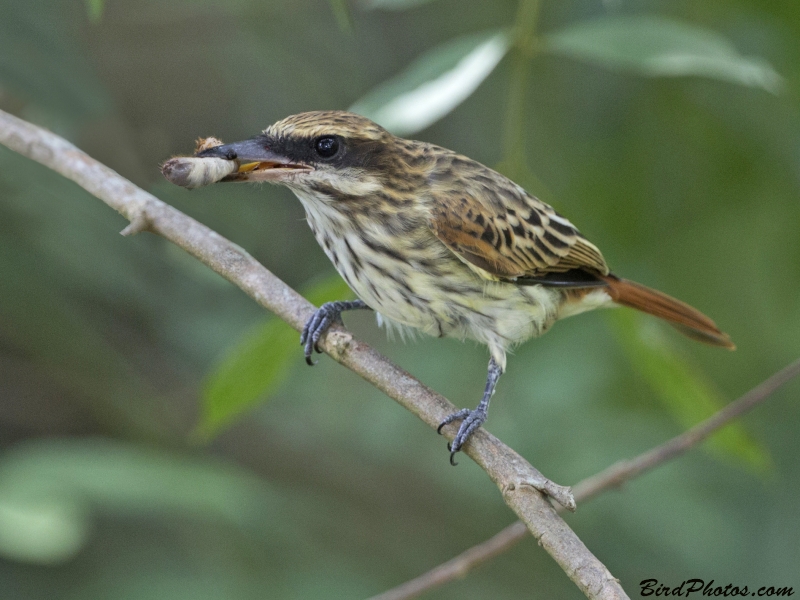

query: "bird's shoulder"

left=424, top=151, right=609, bottom=282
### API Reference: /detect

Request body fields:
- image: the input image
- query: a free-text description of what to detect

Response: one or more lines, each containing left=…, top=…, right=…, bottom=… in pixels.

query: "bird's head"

left=196, top=111, right=410, bottom=199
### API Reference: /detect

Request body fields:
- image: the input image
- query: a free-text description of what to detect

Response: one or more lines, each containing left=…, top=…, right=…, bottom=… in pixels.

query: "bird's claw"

left=437, top=407, right=488, bottom=466
left=300, top=303, right=343, bottom=366
left=437, top=408, right=470, bottom=434
left=300, top=300, right=369, bottom=366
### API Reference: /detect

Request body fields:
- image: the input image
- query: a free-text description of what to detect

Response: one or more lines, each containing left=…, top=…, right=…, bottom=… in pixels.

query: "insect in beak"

left=161, top=137, right=313, bottom=189
left=197, top=138, right=312, bottom=183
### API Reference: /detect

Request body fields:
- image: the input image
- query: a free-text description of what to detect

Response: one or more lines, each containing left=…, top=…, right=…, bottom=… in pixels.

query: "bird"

left=193, top=110, right=734, bottom=465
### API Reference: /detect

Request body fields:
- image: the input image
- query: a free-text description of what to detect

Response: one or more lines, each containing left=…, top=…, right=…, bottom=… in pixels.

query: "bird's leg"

left=437, top=357, right=503, bottom=465
left=300, top=299, right=370, bottom=365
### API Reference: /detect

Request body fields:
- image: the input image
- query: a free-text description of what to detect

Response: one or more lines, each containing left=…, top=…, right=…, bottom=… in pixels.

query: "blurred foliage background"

left=1, top=0, right=799, bottom=598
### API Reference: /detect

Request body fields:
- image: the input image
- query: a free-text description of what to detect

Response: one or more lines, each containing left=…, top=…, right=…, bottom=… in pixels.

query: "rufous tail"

left=600, top=274, right=735, bottom=350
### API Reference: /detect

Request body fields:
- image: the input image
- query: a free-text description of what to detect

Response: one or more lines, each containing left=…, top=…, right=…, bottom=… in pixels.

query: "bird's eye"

left=314, top=136, right=340, bottom=159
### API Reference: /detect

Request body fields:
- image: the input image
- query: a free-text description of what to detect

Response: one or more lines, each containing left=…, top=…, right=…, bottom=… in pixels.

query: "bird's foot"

left=437, top=406, right=489, bottom=466
left=300, top=300, right=368, bottom=365
left=300, top=303, right=344, bottom=365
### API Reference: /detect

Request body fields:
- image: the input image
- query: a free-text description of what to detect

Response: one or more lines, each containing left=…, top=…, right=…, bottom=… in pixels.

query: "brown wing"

left=428, top=156, right=609, bottom=283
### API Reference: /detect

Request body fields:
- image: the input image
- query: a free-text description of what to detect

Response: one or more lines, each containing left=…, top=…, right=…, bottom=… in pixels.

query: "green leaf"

left=609, top=310, right=771, bottom=473
left=328, top=0, right=353, bottom=32
left=350, top=30, right=510, bottom=136
left=543, top=16, right=783, bottom=94
left=0, top=439, right=286, bottom=564
left=195, top=274, right=354, bottom=439
left=301, top=272, right=357, bottom=307
left=85, top=0, right=105, bottom=22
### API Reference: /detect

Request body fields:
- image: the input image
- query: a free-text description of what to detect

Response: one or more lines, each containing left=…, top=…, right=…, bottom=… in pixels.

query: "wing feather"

left=428, top=156, right=609, bottom=283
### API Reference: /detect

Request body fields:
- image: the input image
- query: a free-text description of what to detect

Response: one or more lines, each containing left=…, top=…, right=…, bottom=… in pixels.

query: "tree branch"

left=0, top=108, right=629, bottom=600
left=371, top=357, right=800, bottom=600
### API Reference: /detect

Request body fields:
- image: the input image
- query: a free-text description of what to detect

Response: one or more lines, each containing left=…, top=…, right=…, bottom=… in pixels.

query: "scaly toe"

left=301, top=307, right=337, bottom=366
left=437, top=408, right=471, bottom=434
left=303, top=330, right=321, bottom=365
left=304, top=346, right=317, bottom=366
left=447, top=408, right=488, bottom=462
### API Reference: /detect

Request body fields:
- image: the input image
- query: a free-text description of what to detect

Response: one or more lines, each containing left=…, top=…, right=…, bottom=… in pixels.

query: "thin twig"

left=572, top=357, right=800, bottom=501
left=368, top=520, right=530, bottom=600
left=371, top=357, right=800, bottom=600
left=0, top=108, right=629, bottom=600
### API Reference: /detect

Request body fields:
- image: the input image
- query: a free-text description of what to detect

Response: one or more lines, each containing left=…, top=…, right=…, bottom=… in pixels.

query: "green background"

left=0, top=0, right=798, bottom=598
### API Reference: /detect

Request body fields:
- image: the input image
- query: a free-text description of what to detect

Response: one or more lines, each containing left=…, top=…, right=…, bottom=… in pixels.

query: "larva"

left=161, top=137, right=235, bottom=189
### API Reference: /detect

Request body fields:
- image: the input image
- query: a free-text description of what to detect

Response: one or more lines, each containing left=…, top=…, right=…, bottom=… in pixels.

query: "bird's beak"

left=196, top=137, right=312, bottom=182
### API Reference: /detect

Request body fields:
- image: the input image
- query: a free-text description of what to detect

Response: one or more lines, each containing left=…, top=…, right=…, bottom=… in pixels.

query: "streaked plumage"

left=189, top=110, right=734, bottom=463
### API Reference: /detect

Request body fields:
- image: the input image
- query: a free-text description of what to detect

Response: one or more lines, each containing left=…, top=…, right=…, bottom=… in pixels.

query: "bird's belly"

left=332, top=246, right=455, bottom=337
left=320, top=231, right=564, bottom=349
